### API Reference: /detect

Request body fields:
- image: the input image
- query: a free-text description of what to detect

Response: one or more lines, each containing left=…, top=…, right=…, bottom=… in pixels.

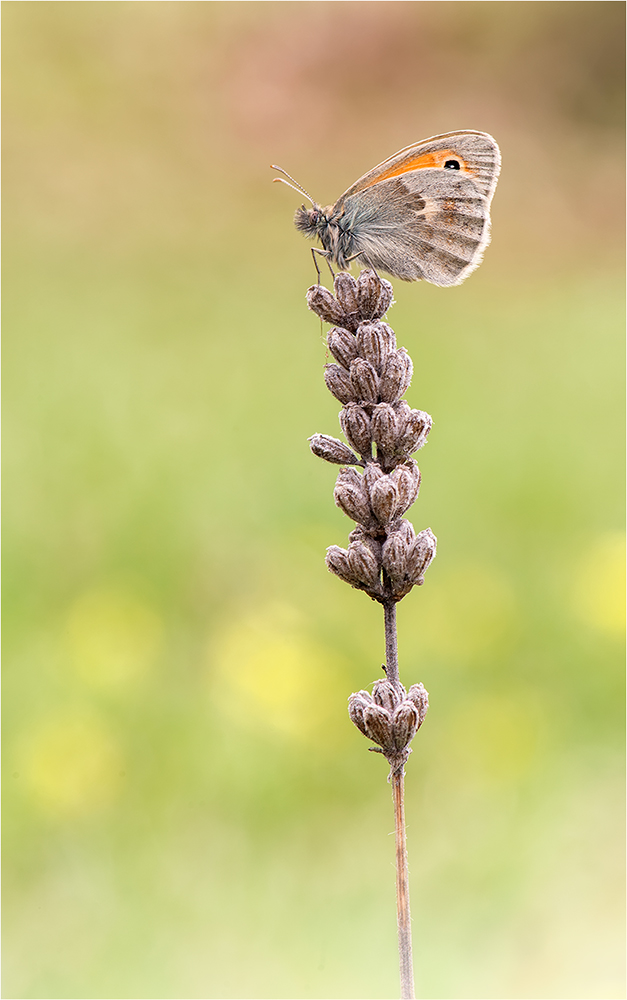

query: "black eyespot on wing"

left=444, top=160, right=461, bottom=170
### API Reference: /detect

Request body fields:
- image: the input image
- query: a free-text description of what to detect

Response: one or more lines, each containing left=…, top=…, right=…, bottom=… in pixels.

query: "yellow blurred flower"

left=65, top=585, right=162, bottom=690
left=20, top=711, right=123, bottom=818
left=208, top=602, right=346, bottom=742
left=572, top=532, right=625, bottom=636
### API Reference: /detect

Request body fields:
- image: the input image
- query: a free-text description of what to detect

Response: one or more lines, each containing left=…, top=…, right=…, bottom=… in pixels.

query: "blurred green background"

left=3, top=3, right=625, bottom=998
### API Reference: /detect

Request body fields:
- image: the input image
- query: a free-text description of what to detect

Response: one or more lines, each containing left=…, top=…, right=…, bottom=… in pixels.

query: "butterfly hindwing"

left=340, top=167, right=491, bottom=285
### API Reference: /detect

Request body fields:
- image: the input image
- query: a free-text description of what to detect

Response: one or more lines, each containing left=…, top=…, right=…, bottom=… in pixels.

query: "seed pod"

left=391, top=460, right=421, bottom=514
left=333, top=468, right=373, bottom=526
left=362, top=461, right=384, bottom=493
left=348, top=690, right=374, bottom=737
left=371, top=402, right=401, bottom=454
left=325, top=545, right=356, bottom=585
left=350, top=358, right=379, bottom=403
left=307, top=284, right=346, bottom=326
left=398, top=409, right=432, bottom=455
left=406, top=683, right=429, bottom=727
left=363, top=704, right=395, bottom=751
left=347, top=539, right=381, bottom=587
left=356, top=323, right=395, bottom=374
left=379, top=350, right=413, bottom=403
left=357, top=269, right=394, bottom=320
left=308, top=434, right=360, bottom=465
left=395, top=519, right=416, bottom=546
left=348, top=526, right=382, bottom=563
left=393, top=701, right=420, bottom=750
left=407, top=528, right=437, bottom=585
left=324, top=364, right=356, bottom=404
left=340, top=403, right=372, bottom=457
left=334, top=271, right=360, bottom=316
left=381, top=529, right=410, bottom=584
left=327, top=327, right=359, bottom=369
left=370, top=474, right=399, bottom=525
left=372, top=679, right=401, bottom=714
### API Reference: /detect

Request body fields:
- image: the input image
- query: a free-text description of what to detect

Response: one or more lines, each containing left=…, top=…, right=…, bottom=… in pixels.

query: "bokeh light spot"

left=65, top=586, right=162, bottom=690
left=208, top=602, right=345, bottom=741
left=20, top=712, right=123, bottom=817
left=572, top=532, right=625, bottom=635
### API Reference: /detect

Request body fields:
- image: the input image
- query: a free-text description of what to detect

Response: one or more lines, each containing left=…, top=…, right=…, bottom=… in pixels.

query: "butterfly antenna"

left=271, top=165, right=315, bottom=205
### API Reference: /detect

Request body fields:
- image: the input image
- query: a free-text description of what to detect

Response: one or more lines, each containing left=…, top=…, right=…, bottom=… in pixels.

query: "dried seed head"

left=406, top=683, right=429, bottom=727
left=379, top=350, right=413, bottom=404
left=307, top=284, right=346, bottom=326
left=372, top=678, right=402, bottom=713
left=340, top=403, right=373, bottom=458
left=327, top=327, right=359, bottom=370
left=381, top=529, right=411, bottom=584
left=370, top=474, right=399, bottom=525
left=333, top=468, right=373, bottom=526
left=395, top=518, right=416, bottom=546
left=407, top=528, right=437, bottom=585
left=371, top=402, right=401, bottom=454
left=357, top=269, right=394, bottom=319
left=325, top=545, right=354, bottom=585
left=391, top=460, right=421, bottom=515
left=308, top=434, right=360, bottom=465
left=362, top=461, right=385, bottom=492
left=398, top=409, right=432, bottom=455
left=356, top=322, right=396, bottom=373
left=393, top=701, right=420, bottom=750
left=334, top=272, right=360, bottom=317
left=324, top=363, right=355, bottom=404
left=347, top=538, right=382, bottom=587
left=348, top=690, right=374, bottom=737
left=350, top=358, right=379, bottom=404
left=363, top=704, right=395, bottom=751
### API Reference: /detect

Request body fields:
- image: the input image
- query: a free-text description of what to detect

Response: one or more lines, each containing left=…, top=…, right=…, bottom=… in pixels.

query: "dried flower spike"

left=307, top=268, right=435, bottom=1000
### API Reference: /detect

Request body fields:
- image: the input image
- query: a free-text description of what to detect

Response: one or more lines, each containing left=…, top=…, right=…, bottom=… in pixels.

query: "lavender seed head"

left=356, top=269, right=394, bottom=319
left=307, top=284, right=347, bottom=326
left=372, top=678, right=402, bottom=713
left=334, top=271, right=360, bottom=319
left=363, top=704, right=396, bottom=752
left=393, top=701, right=420, bottom=750
left=324, top=364, right=356, bottom=405
left=370, top=474, right=400, bottom=526
left=327, top=327, right=359, bottom=370
left=407, top=528, right=437, bottom=585
left=340, top=403, right=373, bottom=458
left=309, top=434, right=360, bottom=466
left=379, top=350, right=414, bottom=404
left=350, top=357, right=380, bottom=404
left=356, top=322, right=396, bottom=374
left=406, top=683, right=429, bottom=727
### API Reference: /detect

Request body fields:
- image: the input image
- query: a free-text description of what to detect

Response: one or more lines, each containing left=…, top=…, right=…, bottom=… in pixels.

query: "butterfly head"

left=294, top=204, right=328, bottom=238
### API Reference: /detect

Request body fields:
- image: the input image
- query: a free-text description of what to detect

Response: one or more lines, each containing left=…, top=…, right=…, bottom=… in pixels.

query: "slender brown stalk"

left=383, top=599, right=400, bottom=690
left=306, top=269, right=433, bottom=999
left=386, top=599, right=415, bottom=997
left=392, top=764, right=415, bottom=1000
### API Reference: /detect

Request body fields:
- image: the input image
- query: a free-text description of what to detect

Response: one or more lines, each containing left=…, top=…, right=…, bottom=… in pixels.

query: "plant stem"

left=383, top=598, right=416, bottom=999
left=383, top=598, right=400, bottom=690
left=392, top=763, right=415, bottom=1000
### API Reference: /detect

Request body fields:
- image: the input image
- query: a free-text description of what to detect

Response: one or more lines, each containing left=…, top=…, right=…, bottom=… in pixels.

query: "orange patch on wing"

left=363, top=150, right=472, bottom=188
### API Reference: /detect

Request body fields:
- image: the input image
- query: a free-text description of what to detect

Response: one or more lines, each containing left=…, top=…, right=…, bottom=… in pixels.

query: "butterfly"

left=273, top=131, right=501, bottom=286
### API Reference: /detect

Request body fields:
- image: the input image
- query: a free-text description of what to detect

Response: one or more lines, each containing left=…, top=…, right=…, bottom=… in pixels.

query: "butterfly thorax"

left=294, top=204, right=354, bottom=268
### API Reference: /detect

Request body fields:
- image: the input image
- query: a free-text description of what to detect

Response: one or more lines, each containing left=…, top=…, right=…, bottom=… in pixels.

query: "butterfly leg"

left=311, top=247, right=335, bottom=284
left=346, top=250, right=379, bottom=278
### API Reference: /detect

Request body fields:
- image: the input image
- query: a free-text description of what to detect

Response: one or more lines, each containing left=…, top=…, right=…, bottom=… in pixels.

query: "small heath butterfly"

left=273, top=130, right=501, bottom=286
